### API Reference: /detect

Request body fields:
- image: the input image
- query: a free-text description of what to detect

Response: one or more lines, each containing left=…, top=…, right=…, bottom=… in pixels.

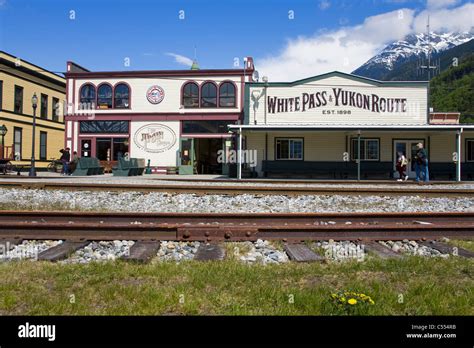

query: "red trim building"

left=64, top=58, right=255, bottom=174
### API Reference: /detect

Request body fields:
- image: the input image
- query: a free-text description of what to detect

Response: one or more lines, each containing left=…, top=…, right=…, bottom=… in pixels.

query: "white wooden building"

left=230, top=71, right=474, bottom=181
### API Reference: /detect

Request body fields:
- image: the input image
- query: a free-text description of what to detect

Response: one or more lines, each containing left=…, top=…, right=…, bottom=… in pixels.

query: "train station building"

left=64, top=58, right=255, bottom=174
left=231, top=71, right=474, bottom=181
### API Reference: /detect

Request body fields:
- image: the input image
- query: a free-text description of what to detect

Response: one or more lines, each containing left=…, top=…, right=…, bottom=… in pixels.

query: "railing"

left=0, top=145, right=13, bottom=160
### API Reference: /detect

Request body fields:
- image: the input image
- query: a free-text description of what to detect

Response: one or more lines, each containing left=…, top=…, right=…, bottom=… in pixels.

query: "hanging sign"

left=146, top=85, right=165, bottom=104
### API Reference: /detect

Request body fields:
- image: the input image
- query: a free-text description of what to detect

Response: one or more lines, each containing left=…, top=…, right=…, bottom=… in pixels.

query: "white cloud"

left=342, top=9, right=414, bottom=44
left=256, top=2, right=474, bottom=82
left=165, top=53, right=193, bottom=67
left=413, top=3, right=474, bottom=33
left=426, top=0, right=460, bottom=9
left=319, top=0, right=331, bottom=10
left=257, top=9, right=414, bottom=81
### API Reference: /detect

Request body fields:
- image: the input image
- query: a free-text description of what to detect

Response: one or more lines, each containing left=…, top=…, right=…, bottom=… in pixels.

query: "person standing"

left=414, top=143, right=429, bottom=182
left=70, top=151, right=79, bottom=174
left=60, top=147, right=71, bottom=175
left=396, top=151, right=408, bottom=181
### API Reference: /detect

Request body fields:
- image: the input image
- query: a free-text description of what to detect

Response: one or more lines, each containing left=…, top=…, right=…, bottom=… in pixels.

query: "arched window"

left=182, top=82, right=199, bottom=108
left=114, top=83, right=130, bottom=109
left=97, top=84, right=113, bottom=109
left=219, top=82, right=236, bottom=107
left=201, top=82, right=217, bottom=107
left=79, top=84, right=96, bottom=108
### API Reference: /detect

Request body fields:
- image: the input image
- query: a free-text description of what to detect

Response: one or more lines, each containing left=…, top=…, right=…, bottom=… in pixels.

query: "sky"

left=0, top=0, right=473, bottom=81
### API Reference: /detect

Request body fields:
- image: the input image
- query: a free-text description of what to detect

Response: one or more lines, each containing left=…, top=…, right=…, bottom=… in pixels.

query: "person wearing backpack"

left=395, top=151, right=408, bottom=181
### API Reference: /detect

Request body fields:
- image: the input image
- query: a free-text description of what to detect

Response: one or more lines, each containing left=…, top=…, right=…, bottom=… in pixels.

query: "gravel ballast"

left=0, top=188, right=472, bottom=213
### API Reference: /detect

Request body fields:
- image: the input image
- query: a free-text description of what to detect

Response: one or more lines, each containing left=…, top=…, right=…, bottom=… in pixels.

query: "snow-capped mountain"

left=352, top=32, right=474, bottom=80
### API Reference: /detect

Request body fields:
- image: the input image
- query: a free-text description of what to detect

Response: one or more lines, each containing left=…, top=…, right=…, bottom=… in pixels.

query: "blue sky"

left=0, top=0, right=472, bottom=80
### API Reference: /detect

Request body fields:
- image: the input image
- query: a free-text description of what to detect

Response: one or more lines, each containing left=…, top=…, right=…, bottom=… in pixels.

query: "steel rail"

left=0, top=181, right=472, bottom=196
left=0, top=211, right=472, bottom=241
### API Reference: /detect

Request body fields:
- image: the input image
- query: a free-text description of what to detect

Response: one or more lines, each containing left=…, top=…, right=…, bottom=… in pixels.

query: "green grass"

left=447, top=239, right=474, bottom=252
left=0, top=256, right=472, bottom=315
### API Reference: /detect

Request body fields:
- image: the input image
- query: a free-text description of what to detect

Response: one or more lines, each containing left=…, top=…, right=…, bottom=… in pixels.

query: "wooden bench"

left=112, top=158, right=145, bottom=176
left=14, top=164, right=32, bottom=175
left=129, top=158, right=145, bottom=176
left=113, top=158, right=132, bottom=176
left=72, top=157, right=104, bottom=176
left=136, top=158, right=146, bottom=175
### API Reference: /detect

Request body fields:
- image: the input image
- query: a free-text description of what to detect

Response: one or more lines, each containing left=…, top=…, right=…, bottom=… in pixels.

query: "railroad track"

left=1, top=211, right=473, bottom=263
left=0, top=180, right=473, bottom=196
left=1, top=211, right=473, bottom=241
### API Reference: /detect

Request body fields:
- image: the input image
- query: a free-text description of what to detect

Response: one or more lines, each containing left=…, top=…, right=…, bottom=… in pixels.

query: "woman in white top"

left=396, top=151, right=408, bottom=181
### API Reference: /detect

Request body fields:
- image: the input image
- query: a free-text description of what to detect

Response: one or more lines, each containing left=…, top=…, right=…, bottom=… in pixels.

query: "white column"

left=357, top=130, right=361, bottom=181
left=456, top=129, right=462, bottom=182
left=238, top=129, right=242, bottom=180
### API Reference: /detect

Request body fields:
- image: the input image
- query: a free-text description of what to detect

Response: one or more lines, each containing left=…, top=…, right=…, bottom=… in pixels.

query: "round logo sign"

left=146, top=85, right=165, bottom=104
left=134, top=123, right=177, bottom=153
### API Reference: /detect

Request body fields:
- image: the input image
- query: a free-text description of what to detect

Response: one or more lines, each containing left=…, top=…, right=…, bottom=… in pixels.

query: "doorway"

left=178, top=138, right=223, bottom=175
left=95, top=137, right=129, bottom=161
left=195, top=138, right=222, bottom=174
left=394, top=140, right=424, bottom=178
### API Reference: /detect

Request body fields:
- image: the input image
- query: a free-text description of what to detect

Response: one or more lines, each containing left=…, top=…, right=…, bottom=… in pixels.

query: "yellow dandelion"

left=348, top=298, right=357, bottom=305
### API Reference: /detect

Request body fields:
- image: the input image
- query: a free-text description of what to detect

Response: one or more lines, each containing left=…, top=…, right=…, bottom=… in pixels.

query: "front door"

left=394, top=140, right=424, bottom=178
left=179, top=138, right=195, bottom=175
left=96, top=138, right=112, bottom=161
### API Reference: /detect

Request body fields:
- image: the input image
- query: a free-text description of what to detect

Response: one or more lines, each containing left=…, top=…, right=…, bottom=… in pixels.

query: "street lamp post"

left=29, top=93, right=38, bottom=176
left=0, top=125, right=7, bottom=159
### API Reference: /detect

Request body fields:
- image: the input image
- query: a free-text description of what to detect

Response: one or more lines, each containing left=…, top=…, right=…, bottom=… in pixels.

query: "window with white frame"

left=275, top=138, right=303, bottom=160
left=467, top=140, right=474, bottom=162
left=351, top=138, right=379, bottom=161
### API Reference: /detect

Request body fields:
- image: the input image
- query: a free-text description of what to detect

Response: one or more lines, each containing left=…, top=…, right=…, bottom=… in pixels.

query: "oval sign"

left=146, top=85, right=165, bottom=104
left=134, top=123, right=177, bottom=153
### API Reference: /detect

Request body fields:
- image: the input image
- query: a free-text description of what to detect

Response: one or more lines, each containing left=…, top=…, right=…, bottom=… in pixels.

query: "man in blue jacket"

left=414, top=143, right=429, bottom=182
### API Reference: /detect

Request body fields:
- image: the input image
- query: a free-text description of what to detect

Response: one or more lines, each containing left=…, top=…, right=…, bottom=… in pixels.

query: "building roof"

left=0, top=51, right=66, bottom=87
left=248, top=71, right=429, bottom=88
left=65, top=57, right=255, bottom=79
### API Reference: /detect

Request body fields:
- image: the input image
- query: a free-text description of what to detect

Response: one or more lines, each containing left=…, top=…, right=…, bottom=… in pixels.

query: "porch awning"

left=228, top=124, right=474, bottom=132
